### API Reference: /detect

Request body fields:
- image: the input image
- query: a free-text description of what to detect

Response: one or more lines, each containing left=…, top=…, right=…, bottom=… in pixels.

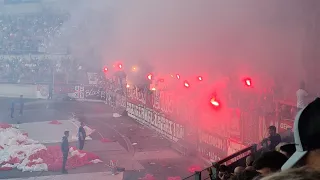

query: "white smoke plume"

left=50, top=0, right=318, bottom=100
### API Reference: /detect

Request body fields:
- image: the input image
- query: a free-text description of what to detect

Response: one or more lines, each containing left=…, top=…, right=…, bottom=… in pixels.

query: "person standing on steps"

left=78, top=121, right=86, bottom=150
left=61, top=130, right=69, bottom=174
left=19, top=95, right=24, bottom=114
left=48, top=83, right=53, bottom=100
left=18, top=95, right=24, bottom=124
left=10, top=100, right=15, bottom=120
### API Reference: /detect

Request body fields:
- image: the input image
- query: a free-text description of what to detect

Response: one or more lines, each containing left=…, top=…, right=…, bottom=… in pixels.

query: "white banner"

left=36, top=85, right=49, bottom=99
left=87, top=72, right=99, bottom=85
left=126, top=102, right=185, bottom=142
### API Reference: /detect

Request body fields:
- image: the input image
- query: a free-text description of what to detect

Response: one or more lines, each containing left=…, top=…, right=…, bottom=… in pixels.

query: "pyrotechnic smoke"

left=53, top=0, right=314, bottom=99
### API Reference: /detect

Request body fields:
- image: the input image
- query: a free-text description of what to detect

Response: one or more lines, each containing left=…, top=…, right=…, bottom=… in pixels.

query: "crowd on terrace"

left=0, top=55, right=82, bottom=84
left=0, top=10, right=82, bottom=84
left=0, top=12, right=69, bottom=54
left=215, top=97, right=320, bottom=180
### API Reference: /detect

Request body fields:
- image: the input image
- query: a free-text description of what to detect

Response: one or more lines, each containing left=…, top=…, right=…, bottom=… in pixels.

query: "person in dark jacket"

left=19, top=95, right=24, bottom=116
left=61, top=130, right=69, bottom=174
left=78, top=122, right=86, bottom=150
left=261, top=126, right=281, bottom=151
left=10, top=101, right=15, bottom=119
left=48, top=84, right=53, bottom=100
left=218, top=165, right=232, bottom=180
left=267, top=126, right=281, bottom=150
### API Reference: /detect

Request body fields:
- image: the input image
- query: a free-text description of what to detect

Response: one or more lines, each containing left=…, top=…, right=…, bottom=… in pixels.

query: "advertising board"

left=126, top=101, right=185, bottom=142
left=197, top=130, right=228, bottom=162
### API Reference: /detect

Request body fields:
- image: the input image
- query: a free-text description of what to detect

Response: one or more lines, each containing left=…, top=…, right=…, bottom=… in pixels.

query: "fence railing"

left=183, top=144, right=257, bottom=180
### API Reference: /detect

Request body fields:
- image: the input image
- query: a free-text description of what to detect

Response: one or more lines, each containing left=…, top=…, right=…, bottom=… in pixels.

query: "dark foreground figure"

left=61, top=130, right=69, bottom=174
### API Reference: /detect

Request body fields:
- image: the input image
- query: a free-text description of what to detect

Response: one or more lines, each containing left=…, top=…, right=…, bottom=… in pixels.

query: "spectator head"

left=231, top=170, right=260, bottom=180
left=80, top=121, right=84, bottom=126
left=261, top=167, right=320, bottom=180
left=20, top=95, right=23, bottom=98
left=253, top=151, right=288, bottom=176
left=268, top=126, right=277, bottom=136
left=245, top=166, right=255, bottom=171
left=282, top=98, right=320, bottom=171
left=246, top=155, right=254, bottom=167
left=279, top=144, right=296, bottom=158
left=218, top=165, right=231, bottom=180
left=64, top=130, right=69, bottom=137
left=234, top=166, right=245, bottom=175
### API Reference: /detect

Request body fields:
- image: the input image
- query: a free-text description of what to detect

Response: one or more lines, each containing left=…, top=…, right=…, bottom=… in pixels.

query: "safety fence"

left=0, top=74, right=294, bottom=178
left=183, top=144, right=258, bottom=180
left=51, top=80, right=294, bottom=161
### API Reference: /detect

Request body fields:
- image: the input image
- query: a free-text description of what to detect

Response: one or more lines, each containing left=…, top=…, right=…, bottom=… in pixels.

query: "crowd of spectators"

left=215, top=98, right=320, bottom=180
left=0, top=55, right=81, bottom=84
left=0, top=9, right=75, bottom=83
left=0, top=12, right=69, bottom=54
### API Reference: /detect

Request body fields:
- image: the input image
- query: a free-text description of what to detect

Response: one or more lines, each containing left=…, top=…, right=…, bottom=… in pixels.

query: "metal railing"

left=183, top=144, right=257, bottom=180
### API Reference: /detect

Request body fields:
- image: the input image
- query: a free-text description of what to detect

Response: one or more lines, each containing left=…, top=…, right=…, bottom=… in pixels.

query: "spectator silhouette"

left=231, top=170, right=260, bottom=180
left=261, top=167, right=320, bottom=180
left=282, top=98, right=320, bottom=171
left=253, top=151, right=288, bottom=177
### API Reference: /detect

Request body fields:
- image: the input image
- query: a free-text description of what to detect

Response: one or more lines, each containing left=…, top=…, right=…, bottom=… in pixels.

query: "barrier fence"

left=183, top=144, right=258, bottom=180
left=0, top=74, right=293, bottom=179
left=1, top=76, right=294, bottom=163
left=47, top=76, right=294, bottom=179
left=55, top=81, right=293, bottom=152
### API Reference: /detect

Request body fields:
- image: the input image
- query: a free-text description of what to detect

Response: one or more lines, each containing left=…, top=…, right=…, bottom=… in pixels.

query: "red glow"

left=210, top=97, right=220, bottom=107
left=197, top=76, right=203, bottom=81
left=158, top=78, right=164, bottom=82
left=188, top=165, right=202, bottom=173
left=244, top=78, right=252, bottom=87
left=176, top=74, right=180, bottom=79
left=184, top=81, right=190, bottom=88
left=103, top=67, right=108, bottom=73
left=147, top=74, right=153, bottom=80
